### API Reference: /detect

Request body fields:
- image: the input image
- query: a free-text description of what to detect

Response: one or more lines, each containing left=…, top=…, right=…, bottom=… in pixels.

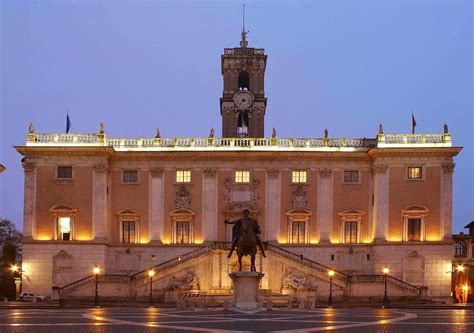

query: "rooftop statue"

left=225, top=209, right=266, bottom=271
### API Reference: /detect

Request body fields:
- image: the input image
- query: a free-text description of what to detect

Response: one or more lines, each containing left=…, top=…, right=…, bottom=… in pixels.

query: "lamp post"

left=93, top=266, right=100, bottom=307
left=11, top=264, right=22, bottom=300
left=382, top=266, right=389, bottom=308
left=148, top=269, right=155, bottom=307
left=328, top=270, right=335, bottom=307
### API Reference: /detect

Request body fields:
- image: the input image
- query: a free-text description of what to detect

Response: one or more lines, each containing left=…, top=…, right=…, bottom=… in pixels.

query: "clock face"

left=233, top=91, right=254, bottom=109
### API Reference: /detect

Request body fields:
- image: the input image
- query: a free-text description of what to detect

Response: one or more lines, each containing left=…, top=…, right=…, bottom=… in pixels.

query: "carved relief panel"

left=224, top=178, right=259, bottom=210
left=52, top=250, right=73, bottom=285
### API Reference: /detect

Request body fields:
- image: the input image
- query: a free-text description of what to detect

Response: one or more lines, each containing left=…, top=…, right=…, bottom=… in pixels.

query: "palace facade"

left=15, top=32, right=461, bottom=303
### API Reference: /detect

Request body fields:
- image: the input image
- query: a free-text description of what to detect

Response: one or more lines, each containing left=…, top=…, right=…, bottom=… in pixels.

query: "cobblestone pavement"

left=0, top=307, right=472, bottom=332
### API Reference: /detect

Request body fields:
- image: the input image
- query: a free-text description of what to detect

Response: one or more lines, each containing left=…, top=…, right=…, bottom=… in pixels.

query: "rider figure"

left=225, top=209, right=267, bottom=258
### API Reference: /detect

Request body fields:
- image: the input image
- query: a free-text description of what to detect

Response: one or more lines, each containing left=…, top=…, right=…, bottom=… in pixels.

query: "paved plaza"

left=0, top=307, right=473, bottom=332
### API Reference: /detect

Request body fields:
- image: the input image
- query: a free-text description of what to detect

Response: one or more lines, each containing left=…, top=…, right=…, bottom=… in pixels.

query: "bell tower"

left=220, top=24, right=267, bottom=138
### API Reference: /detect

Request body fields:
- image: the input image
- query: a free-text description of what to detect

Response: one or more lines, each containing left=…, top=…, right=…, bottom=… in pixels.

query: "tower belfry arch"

left=220, top=7, right=267, bottom=138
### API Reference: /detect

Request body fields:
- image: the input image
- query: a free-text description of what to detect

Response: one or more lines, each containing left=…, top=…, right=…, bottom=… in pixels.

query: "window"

left=454, top=242, right=466, bottom=256
left=407, top=218, right=421, bottom=241
left=57, top=166, right=72, bottom=179
left=344, top=220, right=358, bottom=244
left=170, top=208, right=195, bottom=244
left=402, top=205, right=428, bottom=242
left=338, top=209, right=364, bottom=244
left=407, top=167, right=422, bottom=180
left=175, top=221, right=190, bottom=244
left=292, top=171, right=307, bottom=183
left=176, top=170, right=191, bottom=183
left=122, top=221, right=136, bottom=244
left=238, top=71, right=250, bottom=90
left=344, top=170, right=359, bottom=183
left=237, top=112, right=249, bottom=137
left=123, top=170, right=138, bottom=183
left=58, top=217, right=71, bottom=241
left=291, top=221, right=306, bottom=244
left=49, top=205, right=76, bottom=241
left=235, top=170, right=250, bottom=183
left=116, top=209, right=141, bottom=244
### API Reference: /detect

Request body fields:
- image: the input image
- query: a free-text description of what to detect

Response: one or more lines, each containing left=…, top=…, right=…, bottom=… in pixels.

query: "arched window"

left=238, top=71, right=250, bottom=90
left=454, top=242, right=466, bottom=256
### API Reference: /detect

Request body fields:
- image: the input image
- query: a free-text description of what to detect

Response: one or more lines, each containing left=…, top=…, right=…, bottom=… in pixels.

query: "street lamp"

left=382, top=266, right=389, bottom=308
left=456, top=265, right=465, bottom=272
left=93, top=266, right=100, bottom=307
left=328, top=270, right=335, bottom=307
left=148, top=269, right=155, bottom=307
left=11, top=264, right=22, bottom=300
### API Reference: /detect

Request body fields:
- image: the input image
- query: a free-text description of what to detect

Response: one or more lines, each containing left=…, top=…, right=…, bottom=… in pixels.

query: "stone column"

left=92, top=164, right=108, bottom=241
left=317, top=168, right=333, bottom=243
left=441, top=162, right=454, bottom=240
left=22, top=161, right=36, bottom=240
left=149, top=168, right=164, bottom=243
left=202, top=168, right=218, bottom=242
left=372, top=164, right=389, bottom=242
left=265, top=168, right=281, bottom=242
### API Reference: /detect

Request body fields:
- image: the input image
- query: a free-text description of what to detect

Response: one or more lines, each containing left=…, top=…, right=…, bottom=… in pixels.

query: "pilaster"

left=265, top=168, right=281, bottom=242
left=149, top=168, right=164, bottom=243
left=92, top=164, right=108, bottom=240
left=441, top=162, right=454, bottom=240
left=372, top=164, right=389, bottom=242
left=202, top=168, right=218, bottom=242
left=22, top=161, right=36, bottom=240
left=317, top=168, right=333, bottom=243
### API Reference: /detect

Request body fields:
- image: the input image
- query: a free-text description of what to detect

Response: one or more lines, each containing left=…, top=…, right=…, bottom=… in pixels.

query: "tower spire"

left=240, top=4, right=248, bottom=48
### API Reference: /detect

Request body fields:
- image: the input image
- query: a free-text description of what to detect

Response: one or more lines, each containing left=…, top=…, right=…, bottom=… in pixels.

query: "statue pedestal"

left=229, top=271, right=264, bottom=310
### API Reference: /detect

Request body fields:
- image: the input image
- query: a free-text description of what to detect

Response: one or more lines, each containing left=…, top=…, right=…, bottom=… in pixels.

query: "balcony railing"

left=25, top=133, right=452, bottom=151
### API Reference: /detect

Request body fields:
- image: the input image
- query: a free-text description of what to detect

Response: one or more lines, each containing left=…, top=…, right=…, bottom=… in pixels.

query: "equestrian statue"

left=225, top=209, right=266, bottom=272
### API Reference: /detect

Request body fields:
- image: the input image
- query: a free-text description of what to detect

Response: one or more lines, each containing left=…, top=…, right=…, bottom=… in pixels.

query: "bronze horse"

left=236, top=218, right=257, bottom=271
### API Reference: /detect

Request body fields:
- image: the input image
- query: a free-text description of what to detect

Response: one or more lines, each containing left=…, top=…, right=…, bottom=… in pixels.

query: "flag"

left=66, top=113, right=71, bottom=134
left=411, top=112, right=417, bottom=134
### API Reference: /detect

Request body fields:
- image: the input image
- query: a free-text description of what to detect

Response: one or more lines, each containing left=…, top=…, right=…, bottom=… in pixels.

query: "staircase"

left=267, top=243, right=423, bottom=297
left=58, top=246, right=211, bottom=298
left=57, top=242, right=423, bottom=301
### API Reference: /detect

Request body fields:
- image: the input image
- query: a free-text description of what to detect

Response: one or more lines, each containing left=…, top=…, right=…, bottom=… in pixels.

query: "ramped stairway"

left=56, top=242, right=423, bottom=302
left=56, top=246, right=211, bottom=299
left=267, top=243, right=423, bottom=299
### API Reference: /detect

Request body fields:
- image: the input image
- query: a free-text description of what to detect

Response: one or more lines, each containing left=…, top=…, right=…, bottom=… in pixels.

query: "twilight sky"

left=0, top=0, right=472, bottom=232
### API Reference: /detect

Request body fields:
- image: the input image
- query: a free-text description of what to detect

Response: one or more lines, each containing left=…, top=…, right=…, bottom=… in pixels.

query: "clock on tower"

left=220, top=30, right=267, bottom=138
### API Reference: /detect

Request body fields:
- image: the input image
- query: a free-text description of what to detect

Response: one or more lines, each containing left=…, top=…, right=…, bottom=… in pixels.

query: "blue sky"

left=1, top=0, right=472, bottom=232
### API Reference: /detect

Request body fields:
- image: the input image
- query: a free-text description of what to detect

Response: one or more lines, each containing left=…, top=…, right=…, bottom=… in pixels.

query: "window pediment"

left=116, top=209, right=141, bottom=218
left=49, top=204, right=76, bottom=214
left=402, top=205, right=428, bottom=217
left=170, top=208, right=195, bottom=217
left=338, top=209, right=365, bottom=218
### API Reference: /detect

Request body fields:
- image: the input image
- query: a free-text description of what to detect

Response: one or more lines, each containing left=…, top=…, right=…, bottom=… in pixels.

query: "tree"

left=0, top=219, right=22, bottom=300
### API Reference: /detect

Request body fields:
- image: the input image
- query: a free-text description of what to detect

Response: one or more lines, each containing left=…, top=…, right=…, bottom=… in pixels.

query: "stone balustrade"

left=25, top=133, right=452, bottom=151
